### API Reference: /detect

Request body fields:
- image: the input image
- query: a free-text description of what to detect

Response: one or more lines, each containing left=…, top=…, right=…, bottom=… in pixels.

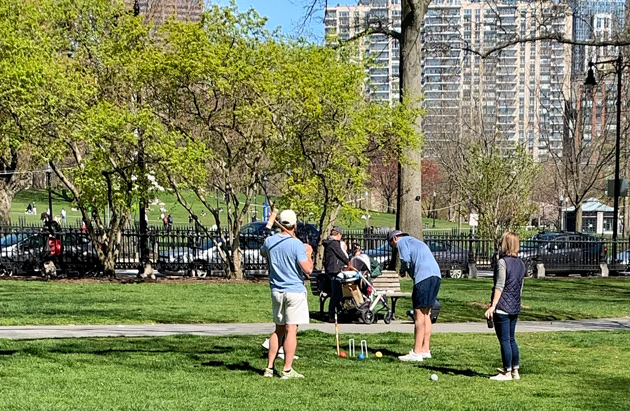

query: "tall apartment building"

left=126, top=0, right=202, bottom=22
left=325, top=0, right=402, bottom=102
left=324, top=0, right=575, bottom=160
left=571, top=0, right=626, bottom=77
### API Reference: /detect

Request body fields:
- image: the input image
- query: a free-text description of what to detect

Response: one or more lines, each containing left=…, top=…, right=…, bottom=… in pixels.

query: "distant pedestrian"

left=60, top=208, right=67, bottom=223
left=167, top=214, right=173, bottom=231
left=162, top=214, right=168, bottom=229
left=26, top=203, right=32, bottom=214
left=32, top=202, right=37, bottom=216
left=485, top=232, right=525, bottom=381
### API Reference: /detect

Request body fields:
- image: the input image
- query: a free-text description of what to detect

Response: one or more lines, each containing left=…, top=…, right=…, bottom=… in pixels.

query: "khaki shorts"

left=271, top=291, right=310, bottom=325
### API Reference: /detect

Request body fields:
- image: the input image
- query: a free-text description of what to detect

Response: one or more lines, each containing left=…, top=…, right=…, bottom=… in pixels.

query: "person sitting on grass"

left=260, top=210, right=313, bottom=379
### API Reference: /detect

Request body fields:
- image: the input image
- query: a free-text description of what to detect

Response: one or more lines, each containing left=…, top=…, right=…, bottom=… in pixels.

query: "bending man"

left=388, top=230, right=441, bottom=362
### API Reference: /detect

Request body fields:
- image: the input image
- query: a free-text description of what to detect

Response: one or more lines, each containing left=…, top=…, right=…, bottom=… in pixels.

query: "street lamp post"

left=432, top=191, right=437, bottom=228
left=46, top=163, right=53, bottom=220
left=558, top=195, right=564, bottom=231
left=585, top=54, right=623, bottom=261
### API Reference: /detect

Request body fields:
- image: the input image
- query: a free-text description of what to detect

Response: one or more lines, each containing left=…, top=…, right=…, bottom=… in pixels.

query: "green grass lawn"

left=10, top=189, right=467, bottom=231
left=0, top=277, right=628, bottom=326
left=0, top=330, right=628, bottom=410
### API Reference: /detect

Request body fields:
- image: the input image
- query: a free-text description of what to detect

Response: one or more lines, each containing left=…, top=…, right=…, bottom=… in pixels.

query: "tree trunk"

left=0, top=189, right=13, bottom=224
left=575, top=204, right=583, bottom=233
left=103, top=256, right=116, bottom=278
left=398, top=0, right=429, bottom=239
left=316, top=205, right=340, bottom=271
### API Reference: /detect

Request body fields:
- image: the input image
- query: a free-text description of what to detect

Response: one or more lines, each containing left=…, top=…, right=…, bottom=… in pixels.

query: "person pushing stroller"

left=322, top=226, right=349, bottom=323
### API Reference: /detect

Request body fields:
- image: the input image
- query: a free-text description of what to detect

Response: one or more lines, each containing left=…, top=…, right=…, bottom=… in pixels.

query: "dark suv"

left=519, top=232, right=606, bottom=275
left=239, top=221, right=319, bottom=250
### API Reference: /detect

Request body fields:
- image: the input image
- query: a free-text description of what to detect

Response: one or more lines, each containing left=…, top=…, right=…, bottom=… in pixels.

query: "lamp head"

left=584, top=61, right=597, bottom=87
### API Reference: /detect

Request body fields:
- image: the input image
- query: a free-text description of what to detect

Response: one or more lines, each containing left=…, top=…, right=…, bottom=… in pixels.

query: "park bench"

left=309, top=270, right=412, bottom=319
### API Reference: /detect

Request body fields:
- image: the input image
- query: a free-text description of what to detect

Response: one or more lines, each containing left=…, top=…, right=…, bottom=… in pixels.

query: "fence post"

left=535, top=247, right=545, bottom=278
left=467, top=231, right=477, bottom=279
left=599, top=237, right=609, bottom=277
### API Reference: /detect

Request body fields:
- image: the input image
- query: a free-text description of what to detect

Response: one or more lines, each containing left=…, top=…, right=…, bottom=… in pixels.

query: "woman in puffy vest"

left=485, top=231, right=525, bottom=381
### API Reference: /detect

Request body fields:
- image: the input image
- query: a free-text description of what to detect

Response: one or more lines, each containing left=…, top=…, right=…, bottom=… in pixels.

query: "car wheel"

left=525, top=260, right=535, bottom=278
left=448, top=269, right=463, bottom=279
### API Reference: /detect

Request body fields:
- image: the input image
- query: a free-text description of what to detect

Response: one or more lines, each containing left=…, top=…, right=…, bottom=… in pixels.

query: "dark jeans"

left=328, top=275, right=342, bottom=320
left=493, top=313, right=519, bottom=372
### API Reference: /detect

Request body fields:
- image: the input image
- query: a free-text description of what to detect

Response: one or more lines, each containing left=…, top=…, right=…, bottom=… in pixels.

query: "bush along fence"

left=0, top=222, right=628, bottom=278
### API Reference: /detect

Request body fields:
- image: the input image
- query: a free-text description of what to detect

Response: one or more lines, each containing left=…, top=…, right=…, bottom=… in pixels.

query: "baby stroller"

left=335, top=255, right=394, bottom=324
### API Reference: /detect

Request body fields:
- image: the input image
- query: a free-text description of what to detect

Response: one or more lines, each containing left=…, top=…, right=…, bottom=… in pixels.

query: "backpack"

left=369, top=257, right=382, bottom=278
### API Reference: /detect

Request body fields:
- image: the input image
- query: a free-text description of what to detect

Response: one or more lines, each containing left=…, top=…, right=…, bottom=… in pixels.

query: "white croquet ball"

left=430, top=374, right=438, bottom=381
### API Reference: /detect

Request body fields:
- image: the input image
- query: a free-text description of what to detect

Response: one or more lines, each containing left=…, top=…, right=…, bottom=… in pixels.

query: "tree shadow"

left=0, top=350, right=17, bottom=356
left=201, top=360, right=262, bottom=376
left=421, top=365, right=488, bottom=378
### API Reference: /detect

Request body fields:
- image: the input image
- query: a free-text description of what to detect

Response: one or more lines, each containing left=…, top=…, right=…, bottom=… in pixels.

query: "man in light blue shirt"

left=260, top=209, right=313, bottom=379
left=388, top=230, right=441, bottom=362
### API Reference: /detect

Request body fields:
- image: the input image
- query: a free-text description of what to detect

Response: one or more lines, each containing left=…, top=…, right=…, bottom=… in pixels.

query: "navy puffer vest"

left=497, top=256, right=525, bottom=314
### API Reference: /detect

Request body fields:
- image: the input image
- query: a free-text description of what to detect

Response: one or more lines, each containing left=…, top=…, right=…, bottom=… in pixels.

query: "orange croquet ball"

left=339, top=351, right=347, bottom=358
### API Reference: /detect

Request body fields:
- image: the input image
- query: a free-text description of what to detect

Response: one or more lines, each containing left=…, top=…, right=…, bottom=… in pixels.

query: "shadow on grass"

left=202, top=360, right=262, bottom=376
left=0, top=350, right=17, bottom=356
left=421, top=365, right=488, bottom=378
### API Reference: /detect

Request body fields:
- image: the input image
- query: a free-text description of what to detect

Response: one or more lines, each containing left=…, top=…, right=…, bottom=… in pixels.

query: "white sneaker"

left=512, top=370, right=520, bottom=380
left=421, top=351, right=431, bottom=359
left=489, top=373, right=512, bottom=381
left=262, top=339, right=284, bottom=353
left=398, top=350, right=424, bottom=362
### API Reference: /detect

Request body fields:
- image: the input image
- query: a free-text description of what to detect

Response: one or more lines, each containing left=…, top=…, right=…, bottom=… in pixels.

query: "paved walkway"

left=0, top=317, right=629, bottom=340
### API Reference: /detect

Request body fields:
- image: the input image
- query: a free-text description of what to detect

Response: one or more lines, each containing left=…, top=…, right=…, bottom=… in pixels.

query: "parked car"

left=239, top=221, right=319, bottom=250
left=239, top=221, right=320, bottom=275
left=157, top=222, right=320, bottom=276
left=158, top=238, right=220, bottom=265
left=0, top=231, right=100, bottom=276
left=365, top=238, right=468, bottom=277
left=518, top=232, right=606, bottom=276
left=607, top=249, right=630, bottom=268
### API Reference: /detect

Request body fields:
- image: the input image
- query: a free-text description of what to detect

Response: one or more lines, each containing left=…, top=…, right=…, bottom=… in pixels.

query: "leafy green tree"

left=450, top=143, right=540, bottom=244
left=267, top=41, right=422, bottom=265
left=23, top=0, right=163, bottom=276
left=0, top=0, right=56, bottom=223
left=143, top=5, right=285, bottom=279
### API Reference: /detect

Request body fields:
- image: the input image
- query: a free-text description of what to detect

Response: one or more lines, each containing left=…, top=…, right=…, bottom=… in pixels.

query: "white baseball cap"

left=279, top=209, right=297, bottom=227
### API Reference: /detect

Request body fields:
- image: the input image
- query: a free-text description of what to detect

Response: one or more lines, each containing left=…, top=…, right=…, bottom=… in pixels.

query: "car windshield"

left=198, top=239, right=216, bottom=250
left=0, top=234, right=26, bottom=247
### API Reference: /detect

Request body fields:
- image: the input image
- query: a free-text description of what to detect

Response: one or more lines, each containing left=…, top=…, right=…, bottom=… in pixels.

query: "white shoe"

left=512, top=370, right=520, bottom=380
left=398, top=350, right=423, bottom=362
left=489, top=373, right=512, bottom=381
left=421, top=351, right=431, bottom=359
left=263, top=339, right=294, bottom=358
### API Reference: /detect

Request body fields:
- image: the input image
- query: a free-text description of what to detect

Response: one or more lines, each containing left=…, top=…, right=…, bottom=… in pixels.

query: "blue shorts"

left=412, top=276, right=441, bottom=309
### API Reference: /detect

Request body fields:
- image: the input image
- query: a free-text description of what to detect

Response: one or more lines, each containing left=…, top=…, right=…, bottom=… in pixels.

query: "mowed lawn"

left=0, top=277, right=628, bottom=325
left=0, top=331, right=627, bottom=410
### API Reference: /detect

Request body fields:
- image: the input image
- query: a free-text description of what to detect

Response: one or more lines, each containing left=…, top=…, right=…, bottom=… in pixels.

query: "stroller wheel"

left=384, top=311, right=393, bottom=324
left=362, top=310, right=375, bottom=324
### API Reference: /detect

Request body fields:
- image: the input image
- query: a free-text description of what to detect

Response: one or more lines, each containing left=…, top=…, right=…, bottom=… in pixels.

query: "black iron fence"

left=1, top=222, right=629, bottom=277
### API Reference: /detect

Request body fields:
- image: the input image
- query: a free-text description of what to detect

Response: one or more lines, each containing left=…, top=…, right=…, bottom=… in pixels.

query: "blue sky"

left=211, top=1, right=355, bottom=40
